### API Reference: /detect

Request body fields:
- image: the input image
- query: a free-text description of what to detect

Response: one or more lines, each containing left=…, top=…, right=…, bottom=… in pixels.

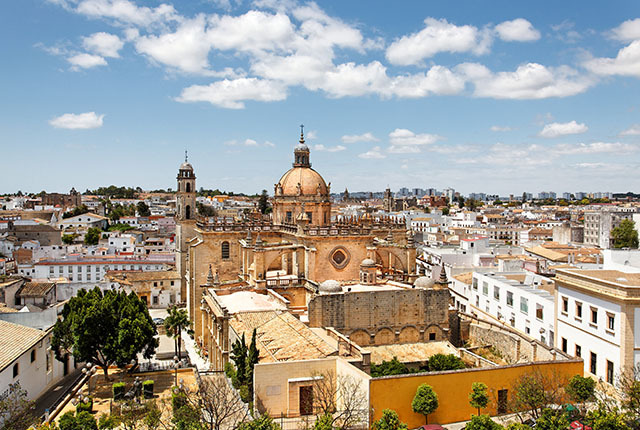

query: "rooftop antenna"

left=185, top=149, right=188, bottom=163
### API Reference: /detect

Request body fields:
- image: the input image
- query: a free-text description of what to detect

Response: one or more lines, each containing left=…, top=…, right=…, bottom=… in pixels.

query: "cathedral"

left=174, top=129, right=443, bottom=370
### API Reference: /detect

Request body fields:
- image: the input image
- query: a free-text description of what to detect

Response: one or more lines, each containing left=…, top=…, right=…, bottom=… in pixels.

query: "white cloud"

left=610, top=18, right=640, bottom=42
left=387, top=65, right=466, bottom=98
left=341, top=132, right=379, bottom=144
left=495, top=18, right=540, bottom=42
left=49, top=112, right=105, bottom=129
left=620, top=124, right=640, bottom=136
left=386, top=18, right=489, bottom=66
left=74, top=0, right=177, bottom=27
left=358, top=146, right=385, bottom=159
left=82, top=32, right=124, bottom=57
left=176, top=78, right=287, bottom=109
left=459, top=62, right=593, bottom=99
left=552, top=142, right=637, bottom=155
left=67, top=53, right=107, bottom=69
left=388, top=128, right=442, bottom=153
left=538, top=121, right=588, bottom=138
left=490, top=125, right=512, bottom=132
left=584, top=40, right=640, bottom=78
left=225, top=138, right=274, bottom=147
left=313, top=144, right=346, bottom=152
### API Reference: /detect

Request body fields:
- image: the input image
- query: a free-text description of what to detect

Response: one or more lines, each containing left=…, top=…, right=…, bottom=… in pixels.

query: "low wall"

left=369, top=359, right=583, bottom=428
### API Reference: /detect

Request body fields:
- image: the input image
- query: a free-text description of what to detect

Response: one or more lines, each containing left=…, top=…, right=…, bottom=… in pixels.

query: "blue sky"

left=1, top=0, right=640, bottom=196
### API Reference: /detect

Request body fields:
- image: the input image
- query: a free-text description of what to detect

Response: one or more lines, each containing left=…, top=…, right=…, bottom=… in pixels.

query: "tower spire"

left=299, top=124, right=305, bottom=143
left=185, top=149, right=188, bottom=163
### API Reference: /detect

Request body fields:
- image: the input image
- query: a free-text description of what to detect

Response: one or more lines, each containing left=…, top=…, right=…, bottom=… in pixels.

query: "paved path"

left=33, top=368, right=83, bottom=420
left=182, top=329, right=209, bottom=371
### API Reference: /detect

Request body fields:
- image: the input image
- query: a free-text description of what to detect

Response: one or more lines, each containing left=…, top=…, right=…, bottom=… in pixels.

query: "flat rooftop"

left=562, top=269, right=640, bottom=287
left=217, top=291, right=286, bottom=314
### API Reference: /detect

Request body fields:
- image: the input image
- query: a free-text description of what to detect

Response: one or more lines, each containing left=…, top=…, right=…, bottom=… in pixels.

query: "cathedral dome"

left=319, top=280, right=342, bottom=293
left=277, top=167, right=328, bottom=196
left=180, top=162, right=194, bottom=171
left=360, top=258, right=376, bottom=267
left=414, top=276, right=436, bottom=289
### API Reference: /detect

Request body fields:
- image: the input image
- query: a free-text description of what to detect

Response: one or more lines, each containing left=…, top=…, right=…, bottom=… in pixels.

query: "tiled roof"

left=229, top=311, right=336, bottom=363
left=0, top=320, right=47, bottom=372
left=17, top=282, right=55, bottom=297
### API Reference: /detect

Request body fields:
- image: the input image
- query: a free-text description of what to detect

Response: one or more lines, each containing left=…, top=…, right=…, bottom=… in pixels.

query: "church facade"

left=175, top=130, right=428, bottom=369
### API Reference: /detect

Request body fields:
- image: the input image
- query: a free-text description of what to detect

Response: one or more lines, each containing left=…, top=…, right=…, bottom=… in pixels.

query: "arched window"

left=186, top=182, right=191, bottom=193
left=185, top=205, right=191, bottom=220
left=221, top=241, right=230, bottom=259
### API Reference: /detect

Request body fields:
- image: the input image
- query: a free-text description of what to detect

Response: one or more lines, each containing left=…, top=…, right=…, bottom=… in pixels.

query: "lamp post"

left=81, top=362, right=97, bottom=396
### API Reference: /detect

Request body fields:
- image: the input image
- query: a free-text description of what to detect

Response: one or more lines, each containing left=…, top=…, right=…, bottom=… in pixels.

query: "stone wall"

left=308, top=288, right=450, bottom=346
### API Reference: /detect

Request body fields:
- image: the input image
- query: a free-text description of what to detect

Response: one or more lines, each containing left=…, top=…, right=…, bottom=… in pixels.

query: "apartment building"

left=555, top=268, right=640, bottom=386
left=583, top=210, right=634, bottom=249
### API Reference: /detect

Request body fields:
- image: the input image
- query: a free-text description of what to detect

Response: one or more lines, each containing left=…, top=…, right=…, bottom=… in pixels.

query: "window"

left=482, top=282, right=488, bottom=296
left=429, top=332, right=436, bottom=341
left=506, top=291, right=513, bottom=307
left=561, top=338, right=567, bottom=353
left=520, top=297, right=529, bottom=314
left=575, top=302, right=582, bottom=319
left=30, top=350, right=36, bottom=362
left=46, top=351, right=51, bottom=372
left=494, top=286, right=500, bottom=300
left=152, top=296, right=158, bottom=305
left=472, top=278, right=478, bottom=291
left=286, top=211, right=292, bottom=223
left=606, top=360, right=614, bottom=384
left=562, top=296, right=568, bottom=314
left=13, top=363, right=18, bottom=378
left=608, top=314, right=615, bottom=331
left=575, top=345, right=581, bottom=358
left=170, top=281, right=175, bottom=286
left=525, top=326, right=530, bottom=335
left=591, top=307, right=598, bottom=325
left=590, top=352, right=597, bottom=375
left=306, top=212, right=312, bottom=223
left=153, top=282, right=158, bottom=287
left=497, top=389, right=508, bottom=414
left=536, top=303, right=544, bottom=321
left=221, top=241, right=230, bottom=259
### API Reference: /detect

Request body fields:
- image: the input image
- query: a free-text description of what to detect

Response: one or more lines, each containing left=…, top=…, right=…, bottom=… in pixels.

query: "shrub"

left=427, top=353, right=465, bottom=371
left=112, top=382, right=125, bottom=401
left=465, top=414, right=504, bottom=430
left=172, top=390, right=187, bottom=412
left=372, top=409, right=408, bottom=430
left=143, top=380, right=154, bottom=399
left=76, top=397, right=93, bottom=413
left=411, top=384, right=438, bottom=425
left=76, top=411, right=98, bottom=430
left=313, top=413, right=334, bottom=430
left=58, top=412, right=79, bottom=430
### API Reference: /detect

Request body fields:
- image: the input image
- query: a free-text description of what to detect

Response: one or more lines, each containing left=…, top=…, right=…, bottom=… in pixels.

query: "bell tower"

left=175, top=151, right=197, bottom=309
left=176, top=151, right=196, bottom=221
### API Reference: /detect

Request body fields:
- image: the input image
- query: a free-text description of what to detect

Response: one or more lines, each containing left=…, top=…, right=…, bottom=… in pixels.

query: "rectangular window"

left=561, top=338, right=567, bottom=353
left=152, top=296, right=158, bottom=305
left=607, top=360, right=614, bottom=384
left=482, top=282, right=488, bottom=296
left=525, top=326, right=530, bottom=335
left=576, top=302, right=582, bottom=319
left=171, top=281, right=175, bottom=286
left=536, top=303, right=544, bottom=321
left=472, top=278, right=478, bottom=291
left=306, top=212, right=312, bottom=223
left=153, top=282, right=158, bottom=287
left=13, top=364, right=18, bottom=378
left=497, top=389, right=508, bottom=414
left=562, top=296, right=568, bottom=314
left=608, top=314, right=615, bottom=331
left=520, top=297, right=529, bottom=314
left=506, top=291, right=513, bottom=307
left=286, top=211, right=292, bottom=222
left=590, top=352, right=597, bottom=375
left=30, top=350, right=36, bottom=362
left=494, top=286, right=500, bottom=300
left=591, top=307, right=598, bottom=325
left=576, top=344, right=582, bottom=358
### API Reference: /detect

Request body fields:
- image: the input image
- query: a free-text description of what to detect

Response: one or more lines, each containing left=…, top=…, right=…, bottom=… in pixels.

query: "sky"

left=1, top=0, right=640, bottom=196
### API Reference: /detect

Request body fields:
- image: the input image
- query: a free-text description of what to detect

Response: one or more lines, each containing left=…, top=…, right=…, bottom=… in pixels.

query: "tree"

left=464, top=414, right=504, bottom=430
left=372, top=409, right=408, bottom=430
left=441, top=206, right=450, bottom=216
left=427, top=353, right=465, bottom=371
left=535, top=408, right=569, bottom=430
left=566, top=375, right=595, bottom=412
left=258, top=190, right=269, bottom=214
left=586, top=405, right=629, bottom=430
left=62, top=205, right=89, bottom=219
left=51, top=288, right=158, bottom=379
left=0, top=382, right=36, bottom=430
left=611, top=219, right=639, bottom=249
left=62, top=233, right=77, bottom=244
left=370, top=357, right=410, bottom=377
left=198, top=376, right=249, bottom=430
left=229, top=331, right=260, bottom=403
left=84, top=227, right=101, bottom=245
left=164, top=306, right=192, bottom=361
left=237, top=414, right=280, bottom=430
left=196, top=202, right=217, bottom=217
left=311, top=370, right=368, bottom=429
left=136, top=201, right=151, bottom=217
left=76, top=411, right=99, bottom=430
left=458, top=196, right=465, bottom=208
left=510, top=370, right=568, bottom=421
left=469, top=382, right=489, bottom=416
left=246, top=329, right=259, bottom=399
left=412, top=384, right=438, bottom=424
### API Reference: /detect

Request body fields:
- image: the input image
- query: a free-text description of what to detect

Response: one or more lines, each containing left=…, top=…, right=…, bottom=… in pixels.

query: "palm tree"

left=164, top=306, right=192, bottom=360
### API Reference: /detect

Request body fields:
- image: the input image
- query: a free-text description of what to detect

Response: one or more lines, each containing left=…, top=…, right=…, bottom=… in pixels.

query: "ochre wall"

left=369, top=360, right=583, bottom=427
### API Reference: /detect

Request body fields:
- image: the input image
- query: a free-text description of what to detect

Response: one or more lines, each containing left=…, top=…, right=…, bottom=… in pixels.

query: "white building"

left=555, top=269, right=640, bottom=387
left=470, top=272, right=556, bottom=347
left=59, top=213, right=108, bottom=230
left=0, top=320, right=66, bottom=401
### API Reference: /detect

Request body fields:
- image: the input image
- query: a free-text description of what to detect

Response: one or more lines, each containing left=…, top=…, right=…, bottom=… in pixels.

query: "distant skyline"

left=1, top=1, right=640, bottom=195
